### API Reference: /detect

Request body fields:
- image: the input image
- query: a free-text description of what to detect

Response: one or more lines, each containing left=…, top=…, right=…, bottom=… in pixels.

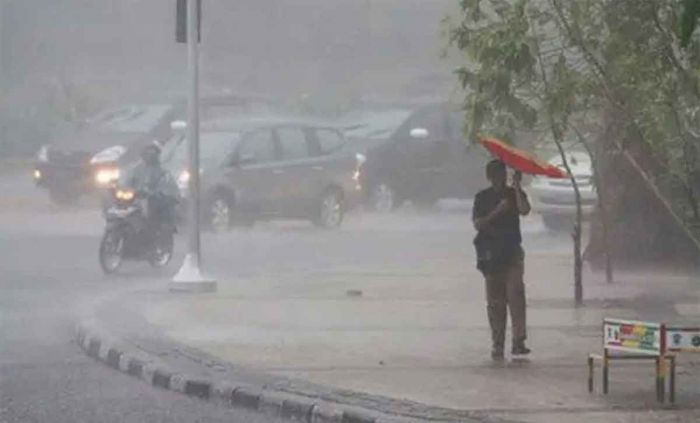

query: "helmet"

left=143, top=140, right=162, bottom=154
left=141, top=140, right=162, bottom=165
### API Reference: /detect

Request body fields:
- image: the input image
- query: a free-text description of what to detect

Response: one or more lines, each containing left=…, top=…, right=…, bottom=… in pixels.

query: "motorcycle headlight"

left=37, top=145, right=49, bottom=163
left=95, top=168, right=121, bottom=186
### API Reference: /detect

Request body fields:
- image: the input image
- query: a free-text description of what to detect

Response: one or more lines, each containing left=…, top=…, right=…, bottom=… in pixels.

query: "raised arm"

left=512, top=171, right=531, bottom=216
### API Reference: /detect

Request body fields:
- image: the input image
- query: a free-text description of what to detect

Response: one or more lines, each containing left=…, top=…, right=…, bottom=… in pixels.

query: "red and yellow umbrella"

left=479, top=136, right=567, bottom=179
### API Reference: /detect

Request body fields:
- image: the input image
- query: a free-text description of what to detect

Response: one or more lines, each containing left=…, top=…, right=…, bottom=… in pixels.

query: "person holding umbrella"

left=473, top=137, right=565, bottom=360
left=473, top=159, right=532, bottom=360
left=472, top=137, right=567, bottom=360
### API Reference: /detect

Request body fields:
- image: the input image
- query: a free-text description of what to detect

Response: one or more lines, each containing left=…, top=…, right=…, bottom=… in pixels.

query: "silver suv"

left=164, top=117, right=363, bottom=230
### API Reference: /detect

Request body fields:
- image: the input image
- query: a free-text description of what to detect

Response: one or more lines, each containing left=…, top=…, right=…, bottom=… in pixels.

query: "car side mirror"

left=231, top=152, right=256, bottom=167
left=170, top=120, right=187, bottom=131
left=410, top=128, right=429, bottom=140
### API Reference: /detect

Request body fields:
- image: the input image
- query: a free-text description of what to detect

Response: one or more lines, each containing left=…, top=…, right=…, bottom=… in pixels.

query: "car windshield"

left=87, top=105, right=172, bottom=134
left=167, top=131, right=241, bottom=171
left=341, top=110, right=412, bottom=140
left=160, top=133, right=185, bottom=165
left=200, top=103, right=276, bottom=122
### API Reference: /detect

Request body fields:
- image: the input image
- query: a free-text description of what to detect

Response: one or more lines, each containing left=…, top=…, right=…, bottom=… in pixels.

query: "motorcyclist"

left=124, top=142, right=179, bottom=232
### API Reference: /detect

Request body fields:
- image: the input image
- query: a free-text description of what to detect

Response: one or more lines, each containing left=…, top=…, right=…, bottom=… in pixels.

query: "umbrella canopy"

left=479, top=136, right=567, bottom=179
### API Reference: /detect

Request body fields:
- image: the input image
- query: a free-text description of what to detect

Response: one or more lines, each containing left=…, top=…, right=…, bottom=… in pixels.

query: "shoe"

left=512, top=343, right=531, bottom=355
left=491, top=349, right=505, bottom=361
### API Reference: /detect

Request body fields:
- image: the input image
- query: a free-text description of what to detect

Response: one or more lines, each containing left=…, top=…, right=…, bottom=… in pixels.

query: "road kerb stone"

left=259, top=391, right=286, bottom=418
left=118, top=353, right=132, bottom=373
left=74, top=319, right=418, bottom=423
left=127, top=357, right=145, bottom=378
left=141, top=363, right=158, bottom=385
left=97, top=341, right=112, bottom=362
left=342, top=411, right=377, bottom=423
left=231, top=387, right=262, bottom=410
left=211, top=381, right=236, bottom=406
left=106, top=347, right=122, bottom=369
left=152, top=368, right=172, bottom=390
left=184, top=379, right=211, bottom=399
left=311, top=403, right=344, bottom=423
left=282, top=398, right=315, bottom=422
left=170, top=374, right=187, bottom=393
left=87, top=337, right=101, bottom=358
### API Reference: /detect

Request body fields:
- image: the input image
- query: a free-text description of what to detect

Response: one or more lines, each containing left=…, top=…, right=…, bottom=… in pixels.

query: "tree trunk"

left=572, top=124, right=614, bottom=284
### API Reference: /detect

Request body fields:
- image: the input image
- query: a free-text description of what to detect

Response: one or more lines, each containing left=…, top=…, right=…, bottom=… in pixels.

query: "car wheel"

left=542, top=214, right=573, bottom=232
left=207, top=193, right=233, bottom=233
left=370, top=182, right=397, bottom=213
left=315, top=189, right=344, bottom=229
left=49, top=187, right=80, bottom=206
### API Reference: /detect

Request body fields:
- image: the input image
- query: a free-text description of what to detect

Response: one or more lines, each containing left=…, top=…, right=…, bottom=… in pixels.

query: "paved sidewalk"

left=136, top=241, right=700, bottom=421
left=77, top=209, right=700, bottom=422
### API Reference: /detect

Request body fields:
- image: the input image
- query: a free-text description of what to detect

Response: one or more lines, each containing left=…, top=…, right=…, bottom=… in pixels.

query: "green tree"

left=447, top=0, right=592, bottom=303
left=680, top=0, right=700, bottom=47
left=447, top=0, right=700, bottom=301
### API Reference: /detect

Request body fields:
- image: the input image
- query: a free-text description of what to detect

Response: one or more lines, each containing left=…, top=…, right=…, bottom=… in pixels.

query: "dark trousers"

left=483, top=249, right=527, bottom=350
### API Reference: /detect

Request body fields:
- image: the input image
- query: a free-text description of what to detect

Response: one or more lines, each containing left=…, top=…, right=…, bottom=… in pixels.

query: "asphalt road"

left=0, top=174, right=282, bottom=423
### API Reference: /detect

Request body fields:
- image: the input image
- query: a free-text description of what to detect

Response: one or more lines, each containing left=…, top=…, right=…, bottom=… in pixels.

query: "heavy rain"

left=1, top=1, right=700, bottom=423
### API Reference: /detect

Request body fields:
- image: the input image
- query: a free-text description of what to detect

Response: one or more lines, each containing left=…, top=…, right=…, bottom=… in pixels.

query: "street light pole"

left=171, top=0, right=216, bottom=292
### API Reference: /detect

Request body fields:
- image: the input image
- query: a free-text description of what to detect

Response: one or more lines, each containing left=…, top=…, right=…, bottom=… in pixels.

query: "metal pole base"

left=170, top=254, right=217, bottom=293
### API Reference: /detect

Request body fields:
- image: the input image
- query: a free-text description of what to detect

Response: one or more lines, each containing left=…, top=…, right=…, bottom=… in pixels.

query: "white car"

left=529, top=151, right=597, bottom=230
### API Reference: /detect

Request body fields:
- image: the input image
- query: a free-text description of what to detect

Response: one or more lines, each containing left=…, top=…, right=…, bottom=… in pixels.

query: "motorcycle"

left=99, top=187, right=175, bottom=274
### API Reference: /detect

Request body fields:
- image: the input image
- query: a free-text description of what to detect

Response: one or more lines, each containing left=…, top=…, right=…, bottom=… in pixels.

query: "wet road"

left=0, top=171, right=576, bottom=423
left=0, top=173, right=282, bottom=423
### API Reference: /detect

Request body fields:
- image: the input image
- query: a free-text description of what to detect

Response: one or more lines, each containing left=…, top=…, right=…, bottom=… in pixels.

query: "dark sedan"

left=343, top=103, right=489, bottom=211
left=33, top=94, right=276, bottom=205
left=33, top=104, right=176, bottom=204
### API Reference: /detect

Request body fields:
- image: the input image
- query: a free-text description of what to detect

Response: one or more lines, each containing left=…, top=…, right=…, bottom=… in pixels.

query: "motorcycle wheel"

left=149, top=229, right=173, bottom=268
left=99, top=229, right=125, bottom=274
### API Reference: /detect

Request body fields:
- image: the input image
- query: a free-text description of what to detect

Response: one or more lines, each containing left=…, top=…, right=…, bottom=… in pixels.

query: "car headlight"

left=33, top=169, right=42, bottom=180
left=177, top=170, right=190, bottom=191
left=95, top=168, right=120, bottom=186
left=37, top=145, right=49, bottom=163
left=353, top=153, right=365, bottom=189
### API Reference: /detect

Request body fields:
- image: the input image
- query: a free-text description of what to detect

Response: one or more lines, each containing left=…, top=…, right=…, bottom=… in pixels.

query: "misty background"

left=0, top=0, right=462, bottom=157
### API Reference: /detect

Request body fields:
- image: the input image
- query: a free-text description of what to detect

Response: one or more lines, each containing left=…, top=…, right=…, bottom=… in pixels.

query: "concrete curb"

left=75, top=321, right=397, bottom=423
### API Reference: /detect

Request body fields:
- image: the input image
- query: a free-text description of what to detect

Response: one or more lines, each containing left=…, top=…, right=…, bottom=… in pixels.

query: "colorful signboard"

left=603, top=318, right=663, bottom=355
left=666, top=327, right=700, bottom=353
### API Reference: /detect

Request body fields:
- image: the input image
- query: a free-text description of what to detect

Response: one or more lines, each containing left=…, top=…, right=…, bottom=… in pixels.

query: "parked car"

left=529, top=150, right=598, bottom=230
left=343, top=103, right=489, bottom=211
left=33, top=94, right=276, bottom=205
left=163, top=116, right=363, bottom=230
